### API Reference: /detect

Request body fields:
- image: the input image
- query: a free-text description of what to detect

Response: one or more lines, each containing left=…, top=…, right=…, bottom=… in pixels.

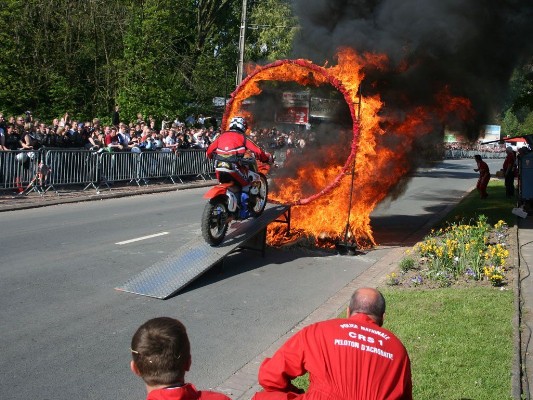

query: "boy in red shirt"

left=130, top=317, right=230, bottom=400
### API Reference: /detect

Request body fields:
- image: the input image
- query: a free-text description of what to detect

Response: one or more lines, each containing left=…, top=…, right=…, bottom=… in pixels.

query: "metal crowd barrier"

left=0, top=148, right=215, bottom=194
left=0, top=150, right=41, bottom=192
left=443, top=149, right=507, bottom=159
left=0, top=147, right=507, bottom=195
left=45, top=149, right=98, bottom=188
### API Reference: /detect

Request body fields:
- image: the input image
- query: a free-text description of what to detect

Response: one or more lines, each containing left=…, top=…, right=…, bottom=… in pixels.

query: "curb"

left=0, top=180, right=217, bottom=213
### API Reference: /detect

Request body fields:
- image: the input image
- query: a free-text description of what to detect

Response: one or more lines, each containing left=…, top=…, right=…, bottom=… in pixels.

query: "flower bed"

left=387, top=216, right=511, bottom=288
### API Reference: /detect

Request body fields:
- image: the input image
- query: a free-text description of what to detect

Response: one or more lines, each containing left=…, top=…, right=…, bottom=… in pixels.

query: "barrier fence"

left=0, top=148, right=214, bottom=194
left=443, top=149, right=507, bottom=159
left=0, top=148, right=507, bottom=195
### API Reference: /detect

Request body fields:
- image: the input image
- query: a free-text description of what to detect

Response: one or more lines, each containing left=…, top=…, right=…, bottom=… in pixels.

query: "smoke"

left=292, top=0, right=533, bottom=141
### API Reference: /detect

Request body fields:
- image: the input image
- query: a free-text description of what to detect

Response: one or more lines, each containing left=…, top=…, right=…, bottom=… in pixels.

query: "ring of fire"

left=222, top=58, right=360, bottom=206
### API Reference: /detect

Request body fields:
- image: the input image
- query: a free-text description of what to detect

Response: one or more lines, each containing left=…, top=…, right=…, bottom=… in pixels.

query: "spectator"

left=130, top=317, right=231, bottom=400
left=0, top=112, right=6, bottom=132
left=15, top=115, right=25, bottom=135
left=174, top=116, right=185, bottom=128
left=59, top=112, right=70, bottom=128
left=112, top=105, right=120, bottom=126
left=253, top=287, right=412, bottom=400
left=502, top=147, right=517, bottom=197
left=91, top=118, right=101, bottom=133
left=474, top=154, right=490, bottom=199
left=105, top=126, right=124, bottom=151
left=163, top=129, right=179, bottom=151
left=19, top=123, right=35, bottom=150
left=56, top=126, right=73, bottom=148
left=185, top=114, right=196, bottom=127
left=117, top=122, right=136, bottom=151
left=0, top=123, right=6, bottom=151
left=87, top=128, right=104, bottom=150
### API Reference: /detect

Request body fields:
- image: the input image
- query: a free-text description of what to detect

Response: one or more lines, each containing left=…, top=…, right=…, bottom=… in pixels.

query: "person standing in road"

left=130, top=317, right=231, bottom=400
left=474, top=154, right=490, bottom=199
left=253, top=287, right=413, bottom=400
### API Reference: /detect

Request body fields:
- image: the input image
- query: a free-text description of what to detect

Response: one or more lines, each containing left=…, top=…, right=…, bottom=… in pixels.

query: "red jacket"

left=206, top=130, right=270, bottom=163
left=503, top=152, right=516, bottom=175
left=146, top=383, right=230, bottom=400
left=254, top=314, right=412, bottom=400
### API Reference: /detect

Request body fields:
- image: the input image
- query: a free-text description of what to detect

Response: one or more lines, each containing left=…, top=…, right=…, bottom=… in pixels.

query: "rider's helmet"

left=228, top=116, right=247, bottom=134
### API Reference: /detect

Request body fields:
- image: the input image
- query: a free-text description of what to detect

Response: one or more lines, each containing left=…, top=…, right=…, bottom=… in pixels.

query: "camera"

left=25, top=111, right=32, bottom=115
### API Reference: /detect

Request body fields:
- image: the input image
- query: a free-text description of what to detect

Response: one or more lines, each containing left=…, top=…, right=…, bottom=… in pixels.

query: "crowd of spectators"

left=0, top=110, right=316, bottom=157
left=444, top=141, right=508, bottom=153
left=1, top=109, right=513, bottom=159
left=0, top=110, right=221, bottom=154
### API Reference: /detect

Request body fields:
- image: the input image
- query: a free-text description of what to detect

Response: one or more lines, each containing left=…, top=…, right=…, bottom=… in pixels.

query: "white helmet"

left=228, top=116, right=247, bottom=134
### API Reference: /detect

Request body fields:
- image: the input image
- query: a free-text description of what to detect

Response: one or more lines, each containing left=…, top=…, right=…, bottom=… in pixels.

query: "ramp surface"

left=115, top=204, right=289, bottom=299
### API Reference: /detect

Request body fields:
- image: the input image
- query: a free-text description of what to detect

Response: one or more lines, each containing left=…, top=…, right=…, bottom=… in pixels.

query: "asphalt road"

left=0, top=158, right=501, bottom=400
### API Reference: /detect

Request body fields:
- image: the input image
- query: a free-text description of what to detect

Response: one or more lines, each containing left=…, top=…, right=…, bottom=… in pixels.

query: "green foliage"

left=501, top=109, right=521, bottom=137
left=0, top=0, right=246, bottom=123
left=398, top=257, right=415, bottom=272
left=500, top=60, right=533, bottom=137
left=521, top=111, right=533, bottom=135
left=247, top=0, right=299, bottom=62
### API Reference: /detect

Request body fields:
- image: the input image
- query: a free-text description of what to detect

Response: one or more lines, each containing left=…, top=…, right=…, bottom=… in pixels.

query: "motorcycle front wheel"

left=249, top=173, right=268, bottom=217
left=201, top=197, right=230, bottom=246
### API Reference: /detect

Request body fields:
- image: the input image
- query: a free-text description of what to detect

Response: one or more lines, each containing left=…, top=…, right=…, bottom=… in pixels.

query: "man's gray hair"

left=348, top=288, right=386, bottom=325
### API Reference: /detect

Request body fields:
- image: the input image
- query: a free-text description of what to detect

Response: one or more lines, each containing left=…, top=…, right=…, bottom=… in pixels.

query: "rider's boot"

left=239, top=192, right=249, bottom=219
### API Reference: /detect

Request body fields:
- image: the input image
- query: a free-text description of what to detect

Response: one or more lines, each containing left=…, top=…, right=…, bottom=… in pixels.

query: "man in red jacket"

left=130, top=317, right=231, bottom=400
left=253, top=287, right=413, bottom=400
left=206, top=116, right=272, bottom=188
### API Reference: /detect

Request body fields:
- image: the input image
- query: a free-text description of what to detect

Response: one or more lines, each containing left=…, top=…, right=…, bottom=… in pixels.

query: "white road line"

left=116, top=232, right=169, bottom=245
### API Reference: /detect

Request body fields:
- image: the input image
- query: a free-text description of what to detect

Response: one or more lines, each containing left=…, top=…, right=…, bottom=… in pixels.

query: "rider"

left=206, top=116, right=272, bottom=214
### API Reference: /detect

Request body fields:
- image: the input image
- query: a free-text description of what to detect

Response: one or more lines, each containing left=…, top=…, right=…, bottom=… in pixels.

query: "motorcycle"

left=201, top=157, right=271, bottom=246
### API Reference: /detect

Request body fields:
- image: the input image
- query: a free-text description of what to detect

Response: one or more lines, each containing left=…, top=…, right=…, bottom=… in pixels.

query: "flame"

left=223, top=48, right=474, bottom=249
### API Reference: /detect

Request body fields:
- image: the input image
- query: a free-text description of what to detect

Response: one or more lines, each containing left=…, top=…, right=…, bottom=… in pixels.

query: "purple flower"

left=411, top=275, right=423, bottom=285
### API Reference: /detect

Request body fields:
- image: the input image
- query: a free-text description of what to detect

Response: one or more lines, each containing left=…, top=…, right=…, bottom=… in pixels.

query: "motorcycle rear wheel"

left=201, top=198, right=230, bottom=246
left=249, top=173, right=268, bottom=217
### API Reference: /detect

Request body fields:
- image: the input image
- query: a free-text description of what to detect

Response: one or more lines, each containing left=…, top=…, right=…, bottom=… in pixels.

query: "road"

left=0, top=158, right=501, bottom=400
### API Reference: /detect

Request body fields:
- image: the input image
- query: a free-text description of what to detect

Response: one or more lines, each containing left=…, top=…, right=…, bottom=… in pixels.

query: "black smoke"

left=292, top=0, right=533, bottom=141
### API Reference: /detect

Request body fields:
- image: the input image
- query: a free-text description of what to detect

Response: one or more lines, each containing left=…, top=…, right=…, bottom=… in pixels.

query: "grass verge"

left=436, top=179, right=517, bottom=228
left=382, top=287, right=514, bottom=399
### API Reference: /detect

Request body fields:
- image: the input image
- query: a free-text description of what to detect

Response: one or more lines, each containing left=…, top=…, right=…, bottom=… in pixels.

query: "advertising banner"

left=309, top=97, right=341, bottom=119
left=276, top=107, right=309, bottom=124
left=281, top=91, right=310, bottom=107
left=276, top=91, right=310, bottom=124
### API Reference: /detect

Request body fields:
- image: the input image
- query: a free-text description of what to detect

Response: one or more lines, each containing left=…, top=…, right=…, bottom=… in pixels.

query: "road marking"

left=116, top=232, right=169, bottom=245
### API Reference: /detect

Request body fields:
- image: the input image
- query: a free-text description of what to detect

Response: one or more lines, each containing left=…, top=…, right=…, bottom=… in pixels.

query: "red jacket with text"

left=206, top=130, right=270, bottom=163
left=253, top=313, right=412, bottom=400
left=146, top=383, right=231, bottom=400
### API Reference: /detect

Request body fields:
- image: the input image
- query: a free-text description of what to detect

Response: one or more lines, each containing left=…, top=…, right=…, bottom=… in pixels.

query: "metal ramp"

left=115, top=204, right=290, bottom=299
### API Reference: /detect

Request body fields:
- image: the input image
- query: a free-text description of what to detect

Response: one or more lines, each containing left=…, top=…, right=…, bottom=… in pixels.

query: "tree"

left=116, top=0, right=238, bottom=122
left=520, top=111, right=533, bottom=135
left=501, top=109, right=520, bottom=137
left=246, top=0, right=298, bottom=63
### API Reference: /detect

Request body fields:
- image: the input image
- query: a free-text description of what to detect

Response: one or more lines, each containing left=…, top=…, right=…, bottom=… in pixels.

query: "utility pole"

left=236, top=0, right=248, bottom=87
